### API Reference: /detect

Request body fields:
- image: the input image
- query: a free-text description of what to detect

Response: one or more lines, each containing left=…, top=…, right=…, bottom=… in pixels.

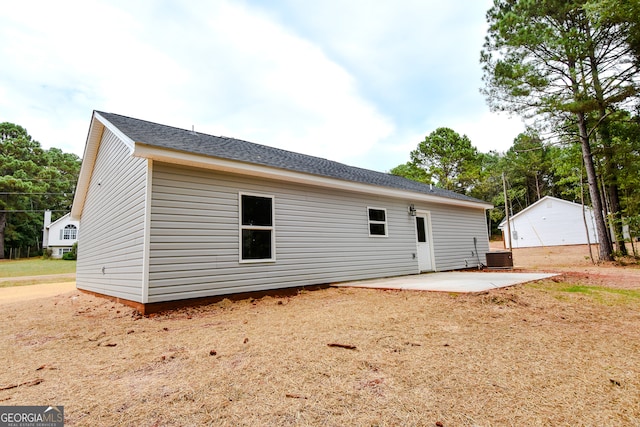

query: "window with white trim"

left=367, top=207, right=388, bottom=237
left=62, top=224, right=77, bottom=240
left=240, top=193, right=275, bottom=261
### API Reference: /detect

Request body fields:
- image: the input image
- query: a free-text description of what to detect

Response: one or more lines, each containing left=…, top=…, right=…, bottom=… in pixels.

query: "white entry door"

left=415, top=213, right=433, bottom=272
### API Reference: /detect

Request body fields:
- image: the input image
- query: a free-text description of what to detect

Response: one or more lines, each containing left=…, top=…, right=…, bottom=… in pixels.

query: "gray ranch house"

left=71, top=111, right=492, bottom=313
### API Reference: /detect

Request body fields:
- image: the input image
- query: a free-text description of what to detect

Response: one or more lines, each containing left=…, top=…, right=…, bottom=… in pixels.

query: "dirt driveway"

left=0, top=281, right=76, bottom=304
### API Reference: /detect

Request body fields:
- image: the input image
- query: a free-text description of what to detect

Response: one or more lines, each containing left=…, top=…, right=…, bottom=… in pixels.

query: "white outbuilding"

left=499, top=196, right=598, bottom=249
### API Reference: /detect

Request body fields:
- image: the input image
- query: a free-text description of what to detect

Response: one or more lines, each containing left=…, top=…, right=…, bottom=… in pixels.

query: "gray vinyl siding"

left=147, top=163, right=419, bottom=302
left=425, top=203, right=489, bottom=271
left=76, top=129, right=148, bottom=302
left=147, top=163, right=489, bottom=303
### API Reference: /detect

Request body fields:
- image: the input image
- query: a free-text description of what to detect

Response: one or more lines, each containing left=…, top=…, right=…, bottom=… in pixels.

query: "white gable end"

left=500, top=196, right=598, bottom=248
left=45, top=213, right=80, bottom=247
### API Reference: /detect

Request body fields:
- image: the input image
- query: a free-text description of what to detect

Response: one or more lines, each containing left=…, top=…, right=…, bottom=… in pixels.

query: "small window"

left=368, top=207, right=388, bottom=237
left=62, top=224, right=77, bottom=240
left=240, top=193, right=275, bottom=262
left=416, top=216, right=426, bottom=243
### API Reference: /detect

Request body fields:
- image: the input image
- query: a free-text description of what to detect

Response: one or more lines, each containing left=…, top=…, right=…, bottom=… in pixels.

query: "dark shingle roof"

left=97, top=111, right=488, bottom=205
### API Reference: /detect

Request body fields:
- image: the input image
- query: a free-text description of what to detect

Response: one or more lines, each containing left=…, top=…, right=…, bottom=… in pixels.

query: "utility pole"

left=502, top=172, right=513, bottom=251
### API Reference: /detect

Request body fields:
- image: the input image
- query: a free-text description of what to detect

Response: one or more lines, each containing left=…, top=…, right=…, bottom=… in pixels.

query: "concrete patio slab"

left=335, top=271, right=557, bottom=293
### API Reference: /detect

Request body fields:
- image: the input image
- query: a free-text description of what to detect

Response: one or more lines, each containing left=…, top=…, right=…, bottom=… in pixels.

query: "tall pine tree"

left=0, top=122, right=81, bottom=258
left=481, top=0, right=639, bottom=261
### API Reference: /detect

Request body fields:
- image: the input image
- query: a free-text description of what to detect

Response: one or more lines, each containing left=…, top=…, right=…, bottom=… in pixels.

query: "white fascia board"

left=499, top=196, right=549, bottom=228
left=47, top=213, right=72, bottom=228
left=498, top=195, right=592, bottom=227
left=94, top=112, right=136, bottom=152
left=133, top=143, right=493, bottom=210
left=71, top=112, right=136, bottom=220
left=71, top=114, right=102, bottom=219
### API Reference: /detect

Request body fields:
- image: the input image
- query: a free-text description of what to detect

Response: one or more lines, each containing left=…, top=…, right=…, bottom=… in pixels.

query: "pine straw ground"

left=1, top=248, right=639, bottom=426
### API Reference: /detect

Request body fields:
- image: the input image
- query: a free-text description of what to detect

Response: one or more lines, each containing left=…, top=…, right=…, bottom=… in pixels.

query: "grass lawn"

left=0, top=257, right=76, bottom=278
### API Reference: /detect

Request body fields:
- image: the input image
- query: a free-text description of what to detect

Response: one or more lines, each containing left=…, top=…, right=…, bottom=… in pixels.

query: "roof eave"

left=133, top=143, right=493, bottom=210
left=47, top=212, right=72, bottom=228
left=498, top=195, right=594, bottom=228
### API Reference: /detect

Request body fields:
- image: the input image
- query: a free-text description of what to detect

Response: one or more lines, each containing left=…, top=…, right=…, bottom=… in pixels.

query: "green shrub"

left=62, top=242, right=78, bottom=260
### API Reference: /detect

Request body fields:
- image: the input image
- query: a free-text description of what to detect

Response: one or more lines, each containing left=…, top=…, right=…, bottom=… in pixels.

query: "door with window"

left=415, top=213, right=433, bottom=272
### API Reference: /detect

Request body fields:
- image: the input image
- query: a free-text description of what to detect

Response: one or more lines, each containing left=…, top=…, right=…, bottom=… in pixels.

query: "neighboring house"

left=43, top=211, right=79, bottom=258
left=71, top=111, right=493, bottom=313
left=499, top=196, right=598, bottom=249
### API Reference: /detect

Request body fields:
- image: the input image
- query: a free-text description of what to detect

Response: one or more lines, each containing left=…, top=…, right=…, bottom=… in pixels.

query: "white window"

left=239, top=193, right=275, bottom=262
left=62, top=224, right=77, bottom=240
left=367, top=207, right=388, bottom=237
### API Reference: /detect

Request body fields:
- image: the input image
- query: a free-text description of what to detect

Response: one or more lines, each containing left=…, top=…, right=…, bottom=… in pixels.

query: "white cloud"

left=0, top=0, right=394, bottom=162
left=352, top=111, right=525, bottom=172
left=1, top=0, right=516, bottom=174
left=440, top=112, right=526, bottom=154
left=248, top=0, right=505, bottom=171
left=183, top=1, right=395, bottom=159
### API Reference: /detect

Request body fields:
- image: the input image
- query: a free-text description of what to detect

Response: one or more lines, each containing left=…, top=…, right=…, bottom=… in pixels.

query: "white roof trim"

left=94, top=112, right=135, bottom=151
left=133, top=143, right=493, bottom=210
left=46, top=212, right=72, bottom=229
left=71, top=112, right=136, bottom=219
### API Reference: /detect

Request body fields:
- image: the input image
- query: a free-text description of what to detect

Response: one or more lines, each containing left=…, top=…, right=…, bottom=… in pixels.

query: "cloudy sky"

left=0, top=0, right=525, bottom=172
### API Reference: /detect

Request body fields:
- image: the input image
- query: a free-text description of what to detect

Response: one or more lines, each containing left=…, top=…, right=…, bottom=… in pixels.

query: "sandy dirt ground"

left=0, top=245, right=638, bottom=426
left=498, top=243, right=640, bottom=289
left=0, top=281, right=76, bottom=304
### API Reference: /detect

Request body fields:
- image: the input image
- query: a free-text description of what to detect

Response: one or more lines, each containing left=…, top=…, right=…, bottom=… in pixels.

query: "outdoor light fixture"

left=408, top=204, right=416, bottom=216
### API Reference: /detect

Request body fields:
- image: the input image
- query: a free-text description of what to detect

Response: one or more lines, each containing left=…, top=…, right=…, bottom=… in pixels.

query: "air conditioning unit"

left=485, top=251, right=513, bottom=269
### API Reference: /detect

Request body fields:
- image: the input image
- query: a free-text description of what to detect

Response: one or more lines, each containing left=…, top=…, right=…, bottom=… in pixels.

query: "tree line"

left=0, top=122, right=81, bottom=259
left=2, top=1, right=638, bottom=263
left=393, top=0, right=640, bottom=262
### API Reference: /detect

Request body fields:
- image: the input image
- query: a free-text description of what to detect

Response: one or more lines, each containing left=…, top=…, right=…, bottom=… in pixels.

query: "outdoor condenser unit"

left=485, top=251, right=513, bottom=269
